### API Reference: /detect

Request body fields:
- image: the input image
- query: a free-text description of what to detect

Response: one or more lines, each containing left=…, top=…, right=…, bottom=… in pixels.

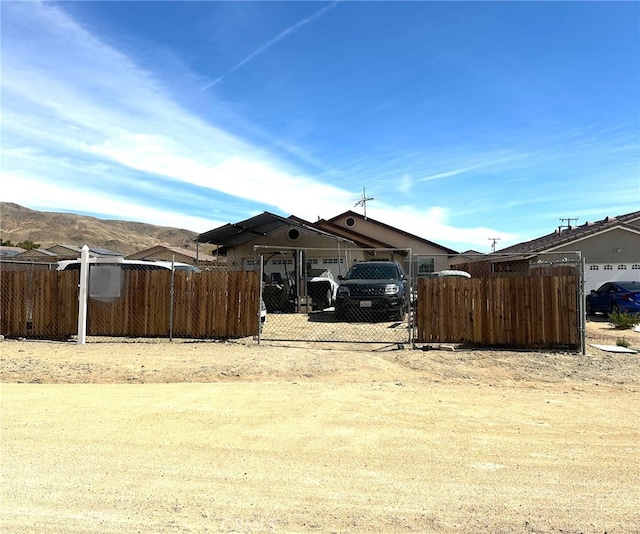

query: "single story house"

left=488, top=211, right=640, bottom=292
left=198, top=209, right=460, bottom=282
left=0, top=246, right=24, bottom=258
left=313, top=210, right=459, bottom=276
left=126, top=245, right=224, bottom=269
left=12, top=244, right=123, bottom=263
left=197, top=211, right=362, bottom=280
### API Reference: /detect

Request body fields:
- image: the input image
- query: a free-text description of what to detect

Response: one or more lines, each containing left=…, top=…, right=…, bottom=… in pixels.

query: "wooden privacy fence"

left=1, top=270, right=78, bottom=339
left=415, top=270, right=580, bottom=349
left=0, top=270, right=261, bottom=340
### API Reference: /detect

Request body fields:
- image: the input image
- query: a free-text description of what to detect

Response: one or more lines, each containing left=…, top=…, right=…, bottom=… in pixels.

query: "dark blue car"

left=586, top=281, right=640, bottom=316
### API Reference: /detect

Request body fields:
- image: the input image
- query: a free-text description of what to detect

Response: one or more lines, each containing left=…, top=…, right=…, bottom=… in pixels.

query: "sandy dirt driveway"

left=1, top=321, right=639, bottom=533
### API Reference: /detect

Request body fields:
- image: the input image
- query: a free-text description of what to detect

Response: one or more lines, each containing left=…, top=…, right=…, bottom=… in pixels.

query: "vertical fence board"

left=208, top=271, right=228, bottom=337
left=226, top=271, right=241, bottom=338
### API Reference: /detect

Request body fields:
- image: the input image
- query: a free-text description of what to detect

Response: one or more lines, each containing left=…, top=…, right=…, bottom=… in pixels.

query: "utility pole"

left=489, top=237, right=501, bottom=253
left=354, top=187, right=375, bottom=219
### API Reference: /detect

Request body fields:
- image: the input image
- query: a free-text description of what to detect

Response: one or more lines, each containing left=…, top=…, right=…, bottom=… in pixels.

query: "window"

left=589, top=265, right=599, bottom=271
left=322, top=258, right=344, bottom=265
left=632, top=264, right=640, bottom=270
left=345, top=217, right=356, bottom=227
left=417, top=258, right=435, bottom=276
left=618, top=265, right=627, bottom=270
left=604, top=264, right=613, bottom=270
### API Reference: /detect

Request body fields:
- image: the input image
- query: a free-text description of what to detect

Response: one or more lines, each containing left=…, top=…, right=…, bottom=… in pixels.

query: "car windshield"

left=616, top=282, right=640, bottom=292
left=344, top=264, right=398, bottom=280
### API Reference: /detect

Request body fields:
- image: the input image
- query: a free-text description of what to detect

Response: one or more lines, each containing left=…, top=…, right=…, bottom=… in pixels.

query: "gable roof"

left=0, top=246, right=24, bottom=257
left=126, top=245, right=219, bottom=263
left=46, top=244, right=123, bottom=257
left=497, top=211, right=640, bottom=254
left=16, top=248, right=58, bottom=257
left=197, top=211, right=355, bottom=248
left=315, top=210, right=459, bottom=254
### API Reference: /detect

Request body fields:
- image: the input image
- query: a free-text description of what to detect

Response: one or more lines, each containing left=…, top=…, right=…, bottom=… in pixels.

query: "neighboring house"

left=14, top=248, right=59, bottom=261
left=45, top=245, right=123, bottom=258
left=313, top=210, right=459, bottom=275
left=126, top=245, right=225, bottom=269
left=8, top=244, right=123, bottom=264
left=0, top=246, right=24, bottom=258
left=493, top=211, right=640, bottom=292
left=197, top=211, right=361, bottom=279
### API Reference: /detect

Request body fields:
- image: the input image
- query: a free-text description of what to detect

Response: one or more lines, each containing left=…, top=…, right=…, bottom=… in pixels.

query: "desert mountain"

left=0, top=203, right=201, bottom=257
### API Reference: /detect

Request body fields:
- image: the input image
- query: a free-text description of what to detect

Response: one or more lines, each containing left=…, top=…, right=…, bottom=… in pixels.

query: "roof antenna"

left=558, top=217, right=579, bottom=232
left=488, top=237, right=501, bottom=253
left=354, top=187, right=375, bottom=219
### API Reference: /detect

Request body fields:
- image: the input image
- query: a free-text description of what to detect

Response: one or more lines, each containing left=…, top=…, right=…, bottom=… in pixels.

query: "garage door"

left=585, top=263, right=640, bottom=293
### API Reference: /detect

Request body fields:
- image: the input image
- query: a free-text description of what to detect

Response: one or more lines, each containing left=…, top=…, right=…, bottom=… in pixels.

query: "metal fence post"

left=169, top=255, right=175, bottom=342
left=258, top=254, right=264, bottom=344
left=579, top=253, right=586, bottom=355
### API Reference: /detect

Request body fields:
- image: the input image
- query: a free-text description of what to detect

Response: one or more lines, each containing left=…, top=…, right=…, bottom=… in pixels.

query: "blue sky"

left=1, top=1, right=638, bottom=252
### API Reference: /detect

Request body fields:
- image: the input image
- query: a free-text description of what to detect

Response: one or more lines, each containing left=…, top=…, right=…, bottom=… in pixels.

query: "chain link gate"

left=255, top=246, right=413, bottom=345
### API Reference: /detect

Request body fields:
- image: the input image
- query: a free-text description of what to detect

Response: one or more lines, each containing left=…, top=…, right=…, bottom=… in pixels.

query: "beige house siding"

left=551, top=227, right=640, bottom=264
left=223, top=226, right=363, bottom=279
left=321, top=213, right=454, bottom=272
left=200, top=211, right=458, bottom=281
left=549, top=227, right=640, bottom=292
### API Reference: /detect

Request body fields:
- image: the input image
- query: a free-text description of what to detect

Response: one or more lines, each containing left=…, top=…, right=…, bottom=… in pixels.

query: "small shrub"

left=616, top=337, right=630, bottom=348
left=608, top=311, right=640, bottom=330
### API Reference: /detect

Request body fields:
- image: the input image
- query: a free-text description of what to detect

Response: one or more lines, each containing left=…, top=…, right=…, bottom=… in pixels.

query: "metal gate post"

left=258, top=254, right=264, bottom=344
left=77, top=245, right=90, bottom=345
left=579, top=253, right=586, bottom=355
left=169, top=255, right=175, bottom=342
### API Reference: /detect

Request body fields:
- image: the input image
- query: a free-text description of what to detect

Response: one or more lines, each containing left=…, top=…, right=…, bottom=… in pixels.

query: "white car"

left=423, top=270, right=471, bottom=279
left=57, top=259, right=201, bottom=273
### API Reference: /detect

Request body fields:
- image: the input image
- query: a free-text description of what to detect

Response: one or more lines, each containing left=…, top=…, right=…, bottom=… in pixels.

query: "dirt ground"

left=1, top=320, right=639, bottom=533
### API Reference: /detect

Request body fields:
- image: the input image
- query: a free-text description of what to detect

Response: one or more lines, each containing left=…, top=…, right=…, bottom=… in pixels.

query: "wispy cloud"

left=201, top=1, right=340, bottom=91
left=3, top=172, right=215, bottom=231
left=2, top=1, right=584, bottom=251
left=1, top=2, right=352, bottom=225
left=372, top=206, right=518, bottom=251
left=417, top=154, right=530, bottom=183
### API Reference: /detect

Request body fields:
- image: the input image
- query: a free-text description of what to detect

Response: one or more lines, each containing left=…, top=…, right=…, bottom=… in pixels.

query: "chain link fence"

left=1, top=250, right=585, bottom=350
left=255, top=247, right=413, bottom=345
left=255, top=249, right=584, bottom=350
